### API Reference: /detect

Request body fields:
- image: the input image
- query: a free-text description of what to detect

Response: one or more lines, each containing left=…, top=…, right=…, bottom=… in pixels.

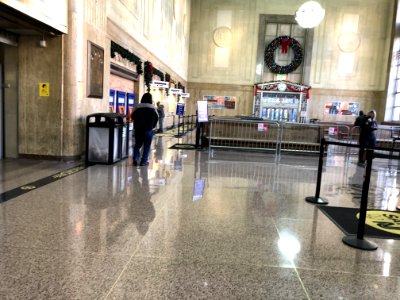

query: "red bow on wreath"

left=281, top=37, right=291, bottom=54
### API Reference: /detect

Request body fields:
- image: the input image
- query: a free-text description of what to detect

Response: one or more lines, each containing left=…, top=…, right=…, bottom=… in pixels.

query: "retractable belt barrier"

left=306, top=138, right=400, bottom=251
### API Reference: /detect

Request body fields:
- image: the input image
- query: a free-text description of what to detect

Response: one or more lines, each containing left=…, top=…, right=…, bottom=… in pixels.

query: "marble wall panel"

left=18, top=35, right=63, bottom=156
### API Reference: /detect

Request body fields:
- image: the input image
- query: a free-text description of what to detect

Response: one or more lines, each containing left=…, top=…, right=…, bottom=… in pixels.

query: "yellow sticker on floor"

left=357, top=211, right=400, bottom=235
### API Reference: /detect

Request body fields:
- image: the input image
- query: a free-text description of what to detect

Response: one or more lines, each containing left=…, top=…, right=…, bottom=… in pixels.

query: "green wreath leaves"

left=264, top=36, right=303, bottom=74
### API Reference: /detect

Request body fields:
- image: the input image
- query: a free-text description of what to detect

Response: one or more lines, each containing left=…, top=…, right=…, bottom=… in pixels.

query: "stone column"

left=62, top=0, right=85, bottom=159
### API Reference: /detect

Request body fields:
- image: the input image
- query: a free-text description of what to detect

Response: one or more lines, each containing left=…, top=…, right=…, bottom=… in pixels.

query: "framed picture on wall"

left=87, top=41, right=104, bottom=98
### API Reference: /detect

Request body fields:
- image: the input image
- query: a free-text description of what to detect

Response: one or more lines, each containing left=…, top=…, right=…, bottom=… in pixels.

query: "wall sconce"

left=295, top=1, right=325, bottom=28
left=39, top=35, right=47, bottom=48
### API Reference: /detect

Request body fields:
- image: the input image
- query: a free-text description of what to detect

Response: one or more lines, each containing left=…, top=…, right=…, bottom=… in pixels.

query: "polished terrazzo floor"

left=0, top=132, right=399, bottom=299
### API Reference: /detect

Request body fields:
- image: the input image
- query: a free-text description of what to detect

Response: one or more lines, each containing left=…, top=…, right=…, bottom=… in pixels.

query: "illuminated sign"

left=170, top=88, right=182, bottom=94
left=150, top=80, right=169, bottom=88
left=181, top=93, right=190, bottom=98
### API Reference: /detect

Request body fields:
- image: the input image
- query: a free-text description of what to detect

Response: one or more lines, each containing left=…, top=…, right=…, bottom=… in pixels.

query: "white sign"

left=257, top=123, right=268, bottom=132
left=197, top=100, right=208, bottom=122
left=170, top=88, right=182, bottom=94
left=150, top=80, right=169, bottom=89
left=181, top=93, right=190, bottom=98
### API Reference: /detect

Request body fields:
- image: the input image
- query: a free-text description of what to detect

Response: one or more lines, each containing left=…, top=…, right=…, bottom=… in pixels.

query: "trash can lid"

left=87, top=112, right=120, bottom=118
left=87, top=113, right=124, bottom=125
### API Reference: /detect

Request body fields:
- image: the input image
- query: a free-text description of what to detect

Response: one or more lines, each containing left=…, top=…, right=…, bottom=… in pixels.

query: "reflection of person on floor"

left=131, top=167, right=155, bottom=235
left=154, top=136, right=164, bottom=163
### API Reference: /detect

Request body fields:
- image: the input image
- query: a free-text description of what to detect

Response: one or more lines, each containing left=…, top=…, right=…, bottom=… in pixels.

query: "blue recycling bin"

left=86, top=113, right=125, bottom=164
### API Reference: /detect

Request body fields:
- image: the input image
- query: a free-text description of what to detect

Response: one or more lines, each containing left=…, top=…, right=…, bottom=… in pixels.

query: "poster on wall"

left=203, top=95, right=236, bottom=109
left=116, top=91, right=127, bottom=115
left=109, top=89, right=116, bottom=113
left=324, top=102, right=360, bottom=116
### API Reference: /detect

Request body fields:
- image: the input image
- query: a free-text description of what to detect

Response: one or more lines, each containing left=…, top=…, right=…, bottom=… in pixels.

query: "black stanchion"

left=182, top=116, right=185, bottom=135
left=305, top=138, right=329, bottom=204
left=176, top=115, right=181, bottom=137
left=342, top=149, right=378, bottom=250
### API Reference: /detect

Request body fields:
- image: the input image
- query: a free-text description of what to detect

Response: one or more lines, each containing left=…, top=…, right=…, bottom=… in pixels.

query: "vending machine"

left=253, top=81, right=310, bottom=123
left=127, top=93, right=135, bottom=130
left=109, top=89, right=116, bottom=113
left=116, top=91, right=127, bottom=115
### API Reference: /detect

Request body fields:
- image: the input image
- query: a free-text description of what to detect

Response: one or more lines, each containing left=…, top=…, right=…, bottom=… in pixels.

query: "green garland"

left=165, top=73, right=171, bottom=96
left=152, top=67, right=165, bottom=81
left=264, top=36, right=303, bottom=74
left=111, top=41, right=143, bottom=74
left=177, top=82, right=185, bottom=92
left=144, top=61, right=153, bottom=92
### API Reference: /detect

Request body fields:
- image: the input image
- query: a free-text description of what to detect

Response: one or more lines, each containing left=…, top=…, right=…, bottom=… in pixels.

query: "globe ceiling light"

left=295, top=1, right=325, bottom=28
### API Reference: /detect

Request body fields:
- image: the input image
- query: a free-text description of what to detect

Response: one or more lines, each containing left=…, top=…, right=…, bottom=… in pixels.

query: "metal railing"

left=207, top=117, right=400, bottom=159
left=175, top=114, right=197, bottom=137
left=208, top=117, right=280, bottom=158
left=280, top=122, right=322, bottom=153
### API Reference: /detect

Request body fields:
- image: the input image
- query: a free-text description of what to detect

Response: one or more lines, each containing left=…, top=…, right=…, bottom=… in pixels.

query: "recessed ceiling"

left=0, top=3, right=63, bottom=36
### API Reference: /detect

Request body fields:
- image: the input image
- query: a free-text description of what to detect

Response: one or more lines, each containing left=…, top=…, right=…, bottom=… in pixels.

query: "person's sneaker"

left=139, top=161, right=149, bottom=166
left=397, top=205, right=400, bottom=211
left=133, top=160, right=138, bottom=166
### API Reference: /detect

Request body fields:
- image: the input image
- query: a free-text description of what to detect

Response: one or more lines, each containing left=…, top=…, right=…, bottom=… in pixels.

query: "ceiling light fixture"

left=295, top=1, right=325, bottom=28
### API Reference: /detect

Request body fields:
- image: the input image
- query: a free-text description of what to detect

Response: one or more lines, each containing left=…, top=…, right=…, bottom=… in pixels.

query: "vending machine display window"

left=127, top=93, right=135, bottom=130
left=116, top=91, right=127, bottom=115
left=109, top=89, right=116, bottom=113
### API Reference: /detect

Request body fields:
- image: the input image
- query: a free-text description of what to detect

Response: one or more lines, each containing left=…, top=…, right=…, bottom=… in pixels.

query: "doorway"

left=0, top=62, right=3, bottom=159
left=0, top=43, right=18, bottom=159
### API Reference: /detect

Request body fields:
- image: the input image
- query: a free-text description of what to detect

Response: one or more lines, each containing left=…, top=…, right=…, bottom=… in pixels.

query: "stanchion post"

left=195, top=115, right=201, bottom=148
left=305, top=138, right=329, bottom=204
left=182, top=115, right=185, bottom=135
left=177, top=115, right=181, bottom=137
left=342, top=149, right=378, bottom=250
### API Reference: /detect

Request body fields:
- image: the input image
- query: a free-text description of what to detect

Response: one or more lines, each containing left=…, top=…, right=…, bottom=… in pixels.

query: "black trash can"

left=86, top=113, right=124, bottom=164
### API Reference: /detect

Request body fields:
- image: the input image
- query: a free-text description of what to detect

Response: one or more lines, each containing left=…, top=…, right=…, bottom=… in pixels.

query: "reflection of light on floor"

left=382, top=252, right=392, bottom=277
left=278, top=232, right=301, bottom=260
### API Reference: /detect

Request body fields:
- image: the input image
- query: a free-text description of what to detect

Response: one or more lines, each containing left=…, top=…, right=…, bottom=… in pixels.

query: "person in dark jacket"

left=131, top=93, right=159, bottom=166
left=354, top=110, right=366, bottom=163
left=359, top=110, right=378, bottom=164
left=354, top=110, right=365, bottom=127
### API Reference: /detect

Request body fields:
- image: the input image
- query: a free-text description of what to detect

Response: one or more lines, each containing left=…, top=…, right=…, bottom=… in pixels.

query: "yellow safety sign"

left=39, top=83, right=50, bottom=96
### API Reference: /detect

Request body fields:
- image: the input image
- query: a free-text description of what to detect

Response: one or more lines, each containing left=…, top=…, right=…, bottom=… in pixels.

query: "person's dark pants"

left=134, top=130, right=154, bottom=164
left=359, top=135, right=376, bottom=163
left=158, top=117, right=164, bottom=132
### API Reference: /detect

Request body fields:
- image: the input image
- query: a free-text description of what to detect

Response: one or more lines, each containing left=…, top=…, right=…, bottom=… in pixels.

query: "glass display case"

left=253, top=81, right=310, bottom=123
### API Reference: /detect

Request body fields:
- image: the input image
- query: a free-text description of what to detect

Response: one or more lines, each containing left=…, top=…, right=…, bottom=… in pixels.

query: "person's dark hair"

left=359, top=110, right=364, bottom=116
left=141, top=93, right=153, bottom=104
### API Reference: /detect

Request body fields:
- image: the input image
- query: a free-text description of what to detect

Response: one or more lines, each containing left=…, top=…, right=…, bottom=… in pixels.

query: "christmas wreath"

left=264, top=36, right=303, bottom=74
